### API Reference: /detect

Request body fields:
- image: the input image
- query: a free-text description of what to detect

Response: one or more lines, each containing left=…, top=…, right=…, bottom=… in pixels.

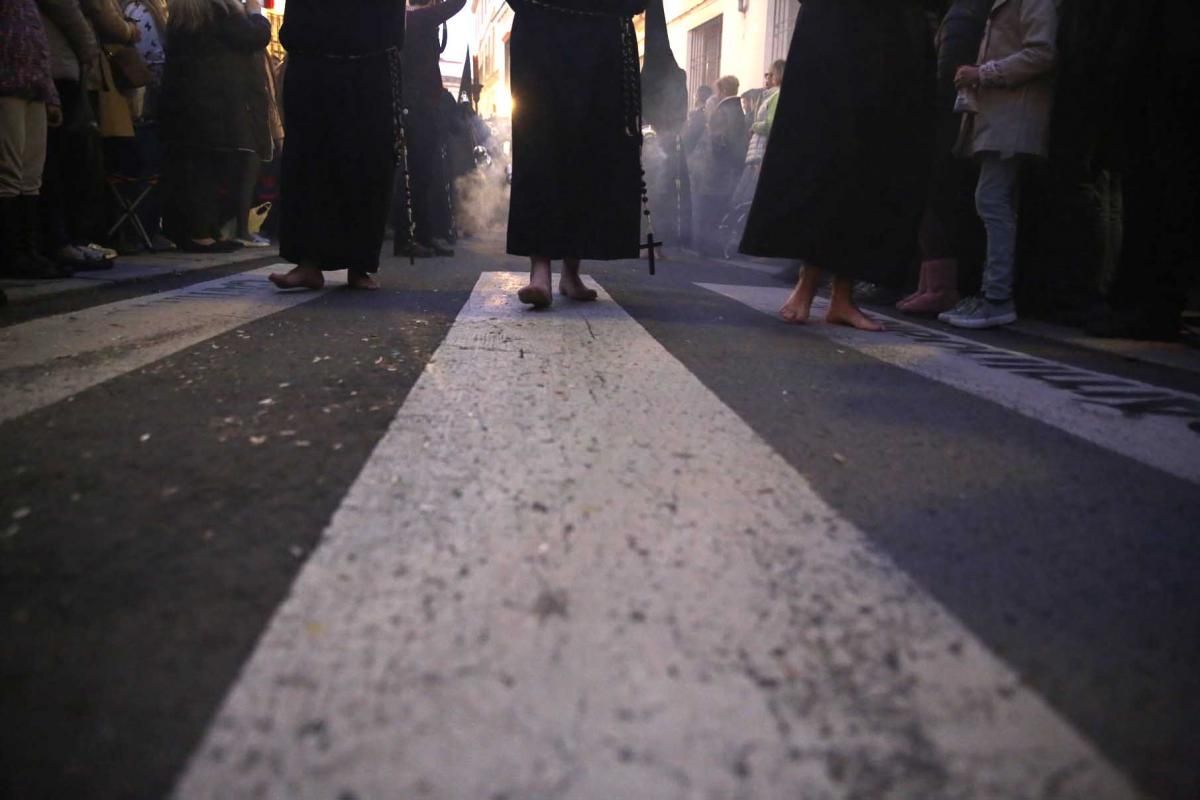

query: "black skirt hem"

left=505, top=249, right=640, bottom=262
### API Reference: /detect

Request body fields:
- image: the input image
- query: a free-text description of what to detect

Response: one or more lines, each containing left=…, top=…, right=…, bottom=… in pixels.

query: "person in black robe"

left=739, top=0, right=935, bottom=331
left=640, top=0, right=691, bottom=255
left=505, top=0, right=647, bottom=308
left=398, top=0, right=467, bottom=258
left=1075, top=0, right=1199, bottom=341
left=268, top=0, right=404, bottom=291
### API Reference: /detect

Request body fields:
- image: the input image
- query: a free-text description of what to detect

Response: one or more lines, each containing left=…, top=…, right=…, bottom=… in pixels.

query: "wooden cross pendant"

left=641, top=231, right=663, bottom=275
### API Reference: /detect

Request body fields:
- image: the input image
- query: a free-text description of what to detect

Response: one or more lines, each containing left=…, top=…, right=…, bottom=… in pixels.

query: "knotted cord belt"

left=524, top=0, right=642, bottom=140
left=288, top=46, right=405, bottom=163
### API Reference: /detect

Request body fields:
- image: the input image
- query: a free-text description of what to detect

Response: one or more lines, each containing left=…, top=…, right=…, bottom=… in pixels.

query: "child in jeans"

left=941, top=0, right=1059, bottom=329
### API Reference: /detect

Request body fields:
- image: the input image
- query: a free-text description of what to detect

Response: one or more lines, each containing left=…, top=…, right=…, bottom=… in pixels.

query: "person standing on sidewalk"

left=895, top=0, right=992, bottom=316
left=732, top=60, right=785, bottom=219
left=939, top=0, right=1059, bottom=329
left=739, top=0, right=935, bottom=331
left=694, top=75, right=745, bottom=256
left=269, top=0, right=405, bottom=291
left=0, top=0, right=69, bottom=279
left=505, top=0, right=647, bottom=309
left=160, top=0, right=270, bottom=254
left=35, top=0, right=116, bottom=270
left=120, top=0, right=175, bottom=253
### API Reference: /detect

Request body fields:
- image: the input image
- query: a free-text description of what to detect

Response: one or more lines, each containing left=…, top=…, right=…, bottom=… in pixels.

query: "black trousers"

left=39, top=80, right=107, bottom=249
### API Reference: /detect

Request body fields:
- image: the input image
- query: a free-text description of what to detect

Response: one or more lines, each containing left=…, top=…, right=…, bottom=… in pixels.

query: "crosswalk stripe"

left=700, top=284, right=1200, bottom=485
left=0, top=266, right=341, bottom=424
left=174, top=272, right=1137, bottom=799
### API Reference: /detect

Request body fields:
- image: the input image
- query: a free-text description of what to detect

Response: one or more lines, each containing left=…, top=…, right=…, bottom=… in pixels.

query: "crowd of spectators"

left=0, top=0, right=282, bottom=289
left=4, top=0, right=1194, bottom=339
left=681, top=0, right=1197, bottom=341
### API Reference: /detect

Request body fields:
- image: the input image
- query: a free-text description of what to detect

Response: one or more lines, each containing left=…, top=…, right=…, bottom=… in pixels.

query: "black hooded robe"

left=505, top=0, right=647, bottom=261
left=739, top=0, right=935, bottom=286
left=277, top=0, right=404, bottom=274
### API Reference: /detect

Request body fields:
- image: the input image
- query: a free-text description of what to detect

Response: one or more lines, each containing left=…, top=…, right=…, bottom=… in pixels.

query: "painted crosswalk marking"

left=0, top=266, right=341, bottom=424
left=699, top=284, right=1200, bottom=485
left=174, top=272, right=1137, bottom=799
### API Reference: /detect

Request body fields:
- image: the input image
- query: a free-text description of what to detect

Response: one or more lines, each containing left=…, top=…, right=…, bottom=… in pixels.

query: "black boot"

left=0, top=196, right=71, bottom=279
left=19, top=195, right=71, bottom=277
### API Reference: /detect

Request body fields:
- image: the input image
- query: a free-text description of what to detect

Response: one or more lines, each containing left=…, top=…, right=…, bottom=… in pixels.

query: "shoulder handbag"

left=103, top=44, right=153, bottom=90
left=97, top=52, right=136, bottom=138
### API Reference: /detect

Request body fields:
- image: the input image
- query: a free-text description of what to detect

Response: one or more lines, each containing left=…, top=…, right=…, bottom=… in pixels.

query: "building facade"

left=467, top=0, right=800, bottom=120
left=664, top=0, right=800, bottom=103
left=471, top=0, right=515, bottom=119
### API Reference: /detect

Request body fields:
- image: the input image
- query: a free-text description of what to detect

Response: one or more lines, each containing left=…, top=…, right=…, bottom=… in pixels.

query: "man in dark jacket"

left=695, top=75, right=745, bottom=255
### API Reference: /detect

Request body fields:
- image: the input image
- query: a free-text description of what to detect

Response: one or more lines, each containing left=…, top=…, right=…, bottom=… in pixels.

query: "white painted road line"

left=175, top=272, right=1137, bottom=800
left=0, top=266, right=342, bottom=424
left=700, top=284, right=1200, bottom=485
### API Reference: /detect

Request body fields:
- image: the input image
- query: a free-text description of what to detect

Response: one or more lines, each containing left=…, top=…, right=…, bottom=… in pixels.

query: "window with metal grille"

left=687, top=15, right=723, bottom=107
left=765, top=0, right=801, bottom=71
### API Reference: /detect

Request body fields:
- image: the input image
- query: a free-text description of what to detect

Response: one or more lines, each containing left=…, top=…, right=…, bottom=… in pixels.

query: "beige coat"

left=958, top=0, right=1059, bottom=158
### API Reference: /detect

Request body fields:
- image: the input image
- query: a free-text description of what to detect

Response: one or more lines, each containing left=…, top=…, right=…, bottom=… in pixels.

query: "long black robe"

left=505, top=0, right=647, bottom=260
left=278, top=1, right=404, bottom=274
left=1060, top=0, right=1199, bottom=325
left=739, top=0, right=935, bottom=285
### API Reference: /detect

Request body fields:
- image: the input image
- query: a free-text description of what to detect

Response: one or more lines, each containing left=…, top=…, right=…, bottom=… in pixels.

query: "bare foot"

left=517, top=283, right=552, bottom=308
left=348, top=272, right=380, bottom=290
left=269, top=265, right=324, bottom=291
left=558, top=273, right=598, bottom=302
left=825, top=304, right=885, bottom=332
left=779, top=280, right=817, bottom=323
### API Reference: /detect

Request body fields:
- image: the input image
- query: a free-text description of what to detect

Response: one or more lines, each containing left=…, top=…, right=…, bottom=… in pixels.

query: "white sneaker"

left=943, top=295, right=1018, bottom=329
left=938, top=296, right=976, bottom=323
left=235, top=234, right=271, bottom=248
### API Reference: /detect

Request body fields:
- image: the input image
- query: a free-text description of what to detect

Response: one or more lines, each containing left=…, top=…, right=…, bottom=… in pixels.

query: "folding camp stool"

left=106, top=173, right=158, bottom=251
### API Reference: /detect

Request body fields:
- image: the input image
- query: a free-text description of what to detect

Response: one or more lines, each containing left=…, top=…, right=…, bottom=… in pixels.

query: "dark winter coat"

left=739, top=0, right=936, bottom=284
left=159, top=8, right=271, bottom=154
left=700, top=95, right=747, bottom=197
left=0, top=0, right=60, bottom=104
left=937, top=0, right=993, bottom=109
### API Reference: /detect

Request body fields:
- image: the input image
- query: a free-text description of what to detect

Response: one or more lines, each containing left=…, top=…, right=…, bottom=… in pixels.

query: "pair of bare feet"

left=268, top=264, right=379, bottom=291
left=779, top=269, right=884, bottom=332
left=517, top=257, right=597, bottom=308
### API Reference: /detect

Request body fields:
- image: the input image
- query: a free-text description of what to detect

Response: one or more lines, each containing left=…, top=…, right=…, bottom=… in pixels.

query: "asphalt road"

left=1, top=238, right=1197, bottom=800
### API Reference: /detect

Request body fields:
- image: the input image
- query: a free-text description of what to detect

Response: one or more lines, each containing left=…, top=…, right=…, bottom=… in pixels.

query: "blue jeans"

left=975, top=154, right=1021, bottom=302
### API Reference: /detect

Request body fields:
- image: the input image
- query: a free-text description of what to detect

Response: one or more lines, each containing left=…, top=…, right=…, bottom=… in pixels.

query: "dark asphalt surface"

left=1, top=240, right=1197, bottom=800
